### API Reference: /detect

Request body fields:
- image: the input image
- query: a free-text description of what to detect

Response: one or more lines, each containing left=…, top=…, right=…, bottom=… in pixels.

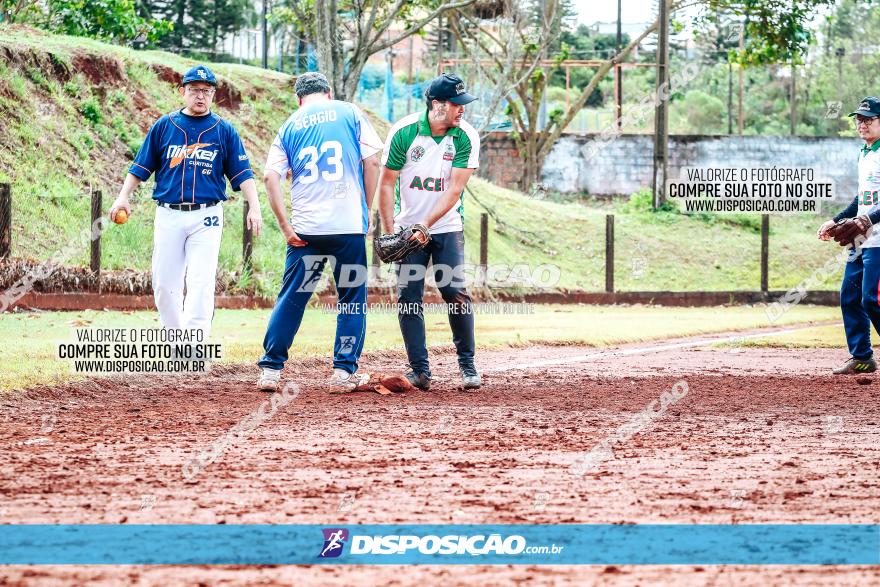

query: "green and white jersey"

left=857, top=141, right=880, bottom=248
left=382, top=110, right=480, bottom=234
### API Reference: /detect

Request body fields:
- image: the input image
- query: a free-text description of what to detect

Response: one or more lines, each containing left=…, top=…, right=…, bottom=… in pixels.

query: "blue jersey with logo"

left=265, top=100, right=382, bottom=235
left=129, top=110, right=254, bottom=204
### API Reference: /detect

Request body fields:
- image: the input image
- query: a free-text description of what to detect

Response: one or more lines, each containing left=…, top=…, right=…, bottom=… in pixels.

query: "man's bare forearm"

left=263, top=173, right=288, bottom=229
left=377, top=166, right=399, bottom=232
left=378, top=184, right=396, bottom=232
left=239, top=178, right=260, bottom=210
left=423, top=169, right=475, bottom=227
left=117, top=174, right=142, bottom=199
left=362, top=154, right=380, bottom=212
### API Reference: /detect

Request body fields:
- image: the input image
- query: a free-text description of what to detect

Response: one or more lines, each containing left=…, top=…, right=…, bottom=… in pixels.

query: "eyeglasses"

left=185, top=87, right=215, bottom=97
left=856, top=116, right=878, bottom=126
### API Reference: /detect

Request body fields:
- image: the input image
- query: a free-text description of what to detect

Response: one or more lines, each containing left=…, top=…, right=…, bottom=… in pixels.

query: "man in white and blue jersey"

left=256, top=72, right=382, bottom=392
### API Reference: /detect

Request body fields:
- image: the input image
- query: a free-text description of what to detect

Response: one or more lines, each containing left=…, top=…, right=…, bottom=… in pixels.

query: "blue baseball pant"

left=258, top=234, right=367, bottom=373
left=840, top=246, right=880, bottom=360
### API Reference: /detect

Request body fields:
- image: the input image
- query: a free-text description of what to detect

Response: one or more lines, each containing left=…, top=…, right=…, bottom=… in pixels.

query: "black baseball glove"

left=374, top=224, right=431, bottom=263
left=827, top=215, right=872, bottom=246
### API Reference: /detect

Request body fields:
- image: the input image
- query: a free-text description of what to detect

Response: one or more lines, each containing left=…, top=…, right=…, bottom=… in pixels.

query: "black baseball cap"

left=849, top=96, right=880, bottom=118
left=426, top=73, right=477, bottom=105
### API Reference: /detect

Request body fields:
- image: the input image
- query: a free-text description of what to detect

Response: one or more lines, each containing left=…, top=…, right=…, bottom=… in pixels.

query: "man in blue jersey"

left=256, top=72, right=382, bottom=392
left=109, top=65, right=262, bottom=345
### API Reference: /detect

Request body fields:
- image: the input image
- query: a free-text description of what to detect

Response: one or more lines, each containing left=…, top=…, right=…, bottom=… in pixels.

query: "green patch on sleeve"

left=385, top=122, right=418, bottom=170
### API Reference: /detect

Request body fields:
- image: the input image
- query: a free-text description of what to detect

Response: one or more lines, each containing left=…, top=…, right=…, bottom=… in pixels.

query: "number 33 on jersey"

left=265, top=101, right=382, bottom=235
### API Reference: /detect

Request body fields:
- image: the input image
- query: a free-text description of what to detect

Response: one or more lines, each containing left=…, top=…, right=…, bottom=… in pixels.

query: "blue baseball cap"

left=182, top=65, right=217, bottom=86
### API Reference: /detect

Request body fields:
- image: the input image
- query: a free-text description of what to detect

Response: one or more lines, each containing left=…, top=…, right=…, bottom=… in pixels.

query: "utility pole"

left=835, top=47, right=845, bottom=133
left=727, top=57, right=733, bottom=135
left=406, top=36, right=414, bottom=114
left=616, top=0, right=622, bottom=130
left=385, top=48, right=395, bottom=123
left=437, top=14, right=444, bottom=70
left=277, top=29, right=284, bottom=72
left=790, top=61, right=797, bottom=135
left=262, top=0, right=269, bottom=70
left=651, top=0, right=670, bottom=209
left=738, top=25, right=744, bottom=135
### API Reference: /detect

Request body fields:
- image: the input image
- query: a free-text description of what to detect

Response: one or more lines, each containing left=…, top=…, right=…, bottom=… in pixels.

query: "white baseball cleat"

left=257, top=368, right=281, bottom=392
left=328, top=368, right=368, bottom=393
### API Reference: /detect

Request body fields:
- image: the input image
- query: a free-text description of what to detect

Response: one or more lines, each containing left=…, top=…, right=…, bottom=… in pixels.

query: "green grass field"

left=715, top=323, right=843, bottom=349
left=0, top=303, right=839, bottom=391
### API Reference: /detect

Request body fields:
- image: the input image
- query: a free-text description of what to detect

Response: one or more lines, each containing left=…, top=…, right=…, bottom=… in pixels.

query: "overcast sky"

left=573, top=0, right=657, bottom=28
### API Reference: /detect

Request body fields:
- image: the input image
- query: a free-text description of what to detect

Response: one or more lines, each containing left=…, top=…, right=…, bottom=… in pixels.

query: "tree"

left=451, top=0, right=651, bottom=191
left=144, top=0, right=252, bottom=54
left=453, top=0, right=835, bottom=192
left=43, top=0, right=170, bottom=43
left=448, top=0, right=572, bottom=190
left=681, top=90, right=725, bottom=133
left=549, top=24, right=628, bottom=107
left=192, top=0, right=252, bottom=54
left=0, top=0, right=41, bottom=23
left=272, top=0, right=479, bottom=101
left=132, top=0, right=186, bottom=48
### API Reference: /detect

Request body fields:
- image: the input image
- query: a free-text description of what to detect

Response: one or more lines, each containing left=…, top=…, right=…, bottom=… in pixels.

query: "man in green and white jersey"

left=377, top=73, right=481, bottom=390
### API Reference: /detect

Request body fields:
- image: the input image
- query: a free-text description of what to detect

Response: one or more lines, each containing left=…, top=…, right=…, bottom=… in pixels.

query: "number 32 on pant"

left=203, top=216, right=220, bottom=227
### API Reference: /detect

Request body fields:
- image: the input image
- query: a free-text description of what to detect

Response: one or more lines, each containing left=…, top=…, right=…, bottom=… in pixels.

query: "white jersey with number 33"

left=266, top=100, right=382, bottom=235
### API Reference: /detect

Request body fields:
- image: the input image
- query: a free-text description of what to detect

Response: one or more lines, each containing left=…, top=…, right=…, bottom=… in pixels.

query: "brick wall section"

left=478, top=134, right=525, bottom=188
left=477, top=132, right=859, bottom=200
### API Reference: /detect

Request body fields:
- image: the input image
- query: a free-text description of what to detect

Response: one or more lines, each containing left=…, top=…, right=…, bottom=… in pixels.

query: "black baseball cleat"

left=460, top=364, right=482, bottom=389
left=405, top=371, right=432, bottom=391
left=832, top=357, right=877, bottom=375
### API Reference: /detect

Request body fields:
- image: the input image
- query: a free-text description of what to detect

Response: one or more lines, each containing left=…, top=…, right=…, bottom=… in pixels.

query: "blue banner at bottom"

left=0, top=525, right=877, bottom=565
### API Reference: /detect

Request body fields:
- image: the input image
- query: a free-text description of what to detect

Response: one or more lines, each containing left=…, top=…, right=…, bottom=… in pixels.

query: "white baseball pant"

left=152, top=204, right=223, bottom=340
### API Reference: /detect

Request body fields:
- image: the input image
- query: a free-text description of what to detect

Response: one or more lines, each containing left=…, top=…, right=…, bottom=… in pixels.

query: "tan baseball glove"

left=352, top=373, right=417, bottom=395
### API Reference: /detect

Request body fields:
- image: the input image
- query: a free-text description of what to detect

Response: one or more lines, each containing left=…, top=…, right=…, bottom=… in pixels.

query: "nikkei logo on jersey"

left=166, top=143, right=218, bottom=168
left=319, top=528, right=348, bottom=558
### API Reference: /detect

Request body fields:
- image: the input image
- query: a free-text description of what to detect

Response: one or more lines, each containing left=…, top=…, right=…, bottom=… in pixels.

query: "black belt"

left=157, top=201, right=219, bottom=212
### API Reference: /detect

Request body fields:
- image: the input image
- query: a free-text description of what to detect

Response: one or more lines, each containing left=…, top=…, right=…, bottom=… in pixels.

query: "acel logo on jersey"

left=166, top=143, right=218, bottom=168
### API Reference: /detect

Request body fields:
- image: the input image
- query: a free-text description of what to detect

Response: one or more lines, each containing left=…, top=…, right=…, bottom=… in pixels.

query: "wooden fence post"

left=479, top=213, right=489, bottom=288
left=243, top=199, right=253, bottom=275
left=761, top=214, right=769, bottom=293
left=605, top=214, right=614, bottom=293
left=0, top=183, right=10, bottom=259
left=90, top=190, right=101, bottom=286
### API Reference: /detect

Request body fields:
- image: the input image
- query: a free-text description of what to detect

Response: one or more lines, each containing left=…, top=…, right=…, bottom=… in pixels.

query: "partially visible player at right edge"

left=377, top=73, right=482, bottom=390
left=818, top=96, right=880, bottom=374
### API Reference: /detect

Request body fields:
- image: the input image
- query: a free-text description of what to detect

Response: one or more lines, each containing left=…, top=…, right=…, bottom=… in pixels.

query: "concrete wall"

left=479, top=133, right=858, bottom=200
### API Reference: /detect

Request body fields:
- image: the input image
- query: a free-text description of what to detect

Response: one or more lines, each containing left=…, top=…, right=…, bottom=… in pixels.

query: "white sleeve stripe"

left=455, top=121, right=480, bottom=168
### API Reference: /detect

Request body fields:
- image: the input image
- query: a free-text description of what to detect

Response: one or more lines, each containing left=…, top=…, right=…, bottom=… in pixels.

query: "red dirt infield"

left=1, top=334, right=879, bottom=584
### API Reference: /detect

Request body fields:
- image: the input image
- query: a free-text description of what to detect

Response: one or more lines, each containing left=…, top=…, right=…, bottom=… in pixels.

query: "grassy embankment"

left=0, top=27, right=847, bottom=297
